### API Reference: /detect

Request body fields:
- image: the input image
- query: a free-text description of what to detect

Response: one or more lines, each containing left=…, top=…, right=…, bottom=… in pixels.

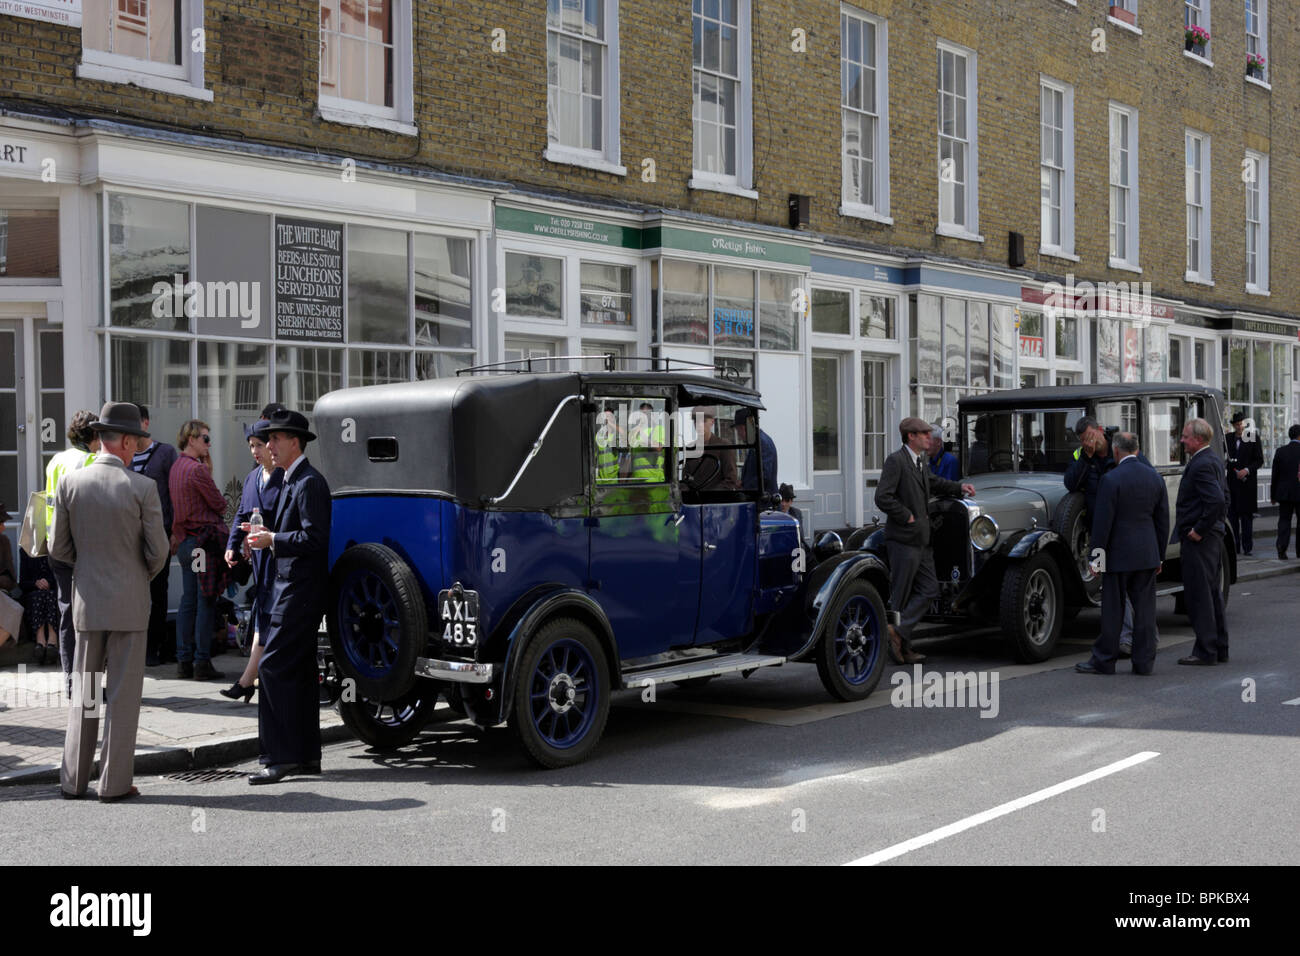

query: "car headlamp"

left=970, top=514, right=1000, bottom=552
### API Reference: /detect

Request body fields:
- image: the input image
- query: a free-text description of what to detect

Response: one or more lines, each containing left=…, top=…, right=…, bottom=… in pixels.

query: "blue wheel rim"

left=527, top=638, right=599, bottom=750
left=834, top=596, right=880, bottom=685
left=338, top=569, right=402, bottom=681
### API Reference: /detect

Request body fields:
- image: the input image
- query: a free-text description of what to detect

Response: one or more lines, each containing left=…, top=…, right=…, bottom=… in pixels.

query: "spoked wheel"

left=1000, top=553, right=1063, bottom=662
left=339, top=685, right=438, bottom=750
left=327, top=544, right=424, bottom=700
left=816, top=580, right=888, bottom=701
left=511, top=618, right=610, bottom=769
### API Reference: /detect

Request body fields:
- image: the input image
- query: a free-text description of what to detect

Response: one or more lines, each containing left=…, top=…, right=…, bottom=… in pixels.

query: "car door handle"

left=704, top=543, right=717, bottom=551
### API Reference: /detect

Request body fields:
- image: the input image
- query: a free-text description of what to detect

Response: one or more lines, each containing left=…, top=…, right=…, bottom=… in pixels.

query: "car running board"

left=619, top=653, right=786, bottom=689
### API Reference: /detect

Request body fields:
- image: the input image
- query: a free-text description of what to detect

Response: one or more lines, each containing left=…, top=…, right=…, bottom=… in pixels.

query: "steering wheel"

left=988, top=450, right=1015, bottom=471
left=682, top=453, right=723, bottom=492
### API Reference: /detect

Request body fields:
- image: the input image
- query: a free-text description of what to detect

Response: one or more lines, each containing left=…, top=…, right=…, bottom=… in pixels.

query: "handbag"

left=18, top=490, right=49, bottom=558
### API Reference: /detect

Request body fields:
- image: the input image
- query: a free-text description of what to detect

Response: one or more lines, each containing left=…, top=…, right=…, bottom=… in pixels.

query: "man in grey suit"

left=51, top=403, right=169, bottom=801
left=874, top=416, right=975, bottom=664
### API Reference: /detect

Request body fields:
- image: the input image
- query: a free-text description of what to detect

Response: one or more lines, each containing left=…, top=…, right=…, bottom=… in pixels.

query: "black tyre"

left=328, top=543, right=426, bottom=700
left=1052, top=491, right=1100, bottom=602
left=815, top=579, right=888, bottom=701
left=510, top=618, right=610, bottom=769
left=339, top=685, right=438, bottom=750
left=999, top=552, right=1064, bottom=663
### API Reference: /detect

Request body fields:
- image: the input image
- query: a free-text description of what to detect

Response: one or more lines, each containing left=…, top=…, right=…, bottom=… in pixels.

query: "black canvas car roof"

left=960, top=383, right=1226, bottom=411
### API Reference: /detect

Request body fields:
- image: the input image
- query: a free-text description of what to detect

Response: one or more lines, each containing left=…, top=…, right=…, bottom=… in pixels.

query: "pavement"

left=1, top=515, right=1295, bottom=789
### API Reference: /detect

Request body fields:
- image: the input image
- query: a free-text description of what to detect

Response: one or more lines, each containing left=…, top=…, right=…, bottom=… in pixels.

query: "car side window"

left=1146, top=398, right=1183, bottom=468
left=592, top=396, right=669, bottom=485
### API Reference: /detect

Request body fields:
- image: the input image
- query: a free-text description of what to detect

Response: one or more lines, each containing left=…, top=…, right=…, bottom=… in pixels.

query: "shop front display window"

left=812, top=288, right=851, bottom=336
left=580, top=262, right=634, bottom=327
left=506, top=252, right=563, bottom=321
left=414, top=234, right=472, bottom=349
left=713, top=265, right=755, bottom=349
left=758, top=270, right=799, bottom=351
left=109, top=194, right=190, bottom=332
left=661, top=259, right=709, bottom=345
left=0, top=208, right=59, bottom=279
left=348, top=226, right=409, bottom=345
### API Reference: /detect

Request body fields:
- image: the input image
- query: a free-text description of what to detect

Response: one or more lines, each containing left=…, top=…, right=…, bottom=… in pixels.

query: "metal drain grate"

left=164, top=769, right=248, bottom=783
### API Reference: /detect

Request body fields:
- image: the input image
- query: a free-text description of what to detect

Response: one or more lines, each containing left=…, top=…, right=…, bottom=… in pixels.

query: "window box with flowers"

left=1247, top=53, right=1266, bottom=78
left=1184, top=25, right=1210, bottom=55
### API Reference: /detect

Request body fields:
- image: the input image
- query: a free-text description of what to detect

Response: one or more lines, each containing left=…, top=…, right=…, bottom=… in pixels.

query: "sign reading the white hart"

left=0, top=0, right=81, bottom=27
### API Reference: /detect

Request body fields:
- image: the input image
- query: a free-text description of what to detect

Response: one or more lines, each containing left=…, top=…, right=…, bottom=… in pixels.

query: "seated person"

left=683, top=408, right=739, bottom=490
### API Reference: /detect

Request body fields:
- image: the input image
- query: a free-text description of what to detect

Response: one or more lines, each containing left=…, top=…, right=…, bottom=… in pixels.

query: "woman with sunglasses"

left=169, top=419, right=229, bottom=681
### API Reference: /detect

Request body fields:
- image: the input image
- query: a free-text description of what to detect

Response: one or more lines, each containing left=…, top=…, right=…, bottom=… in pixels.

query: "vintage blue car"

left=313, top=365, right=891, bottom=767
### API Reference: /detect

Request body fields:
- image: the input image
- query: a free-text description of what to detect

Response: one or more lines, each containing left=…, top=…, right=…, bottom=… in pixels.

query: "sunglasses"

left=198, top=434, right=211, bottom=444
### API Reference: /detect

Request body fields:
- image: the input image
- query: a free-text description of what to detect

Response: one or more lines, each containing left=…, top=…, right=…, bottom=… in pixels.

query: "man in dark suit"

left=1075, top=433, right=1168, bottom=676
left=1172, top=418, right=1230, bottom=666
left=874, top=416, right=975, bottom=664
left=243, top=409, right=331, bottom=784
left=1270, top=424, right=1300, bottom=559
left=131, top=404, right=179, bottom=667
left=1225, top=412, right=1264, bottom=555
left=735, top=408, right=778, bottom=496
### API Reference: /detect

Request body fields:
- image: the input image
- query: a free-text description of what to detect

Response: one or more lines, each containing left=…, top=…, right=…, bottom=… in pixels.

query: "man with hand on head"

left=242, top=409, right=331, bottom=785
left=1075, top=432, right=1168, bottom=676
left=51, top=403, right=169, bottom=801
left=1173, top=418, right=1230, bottom=666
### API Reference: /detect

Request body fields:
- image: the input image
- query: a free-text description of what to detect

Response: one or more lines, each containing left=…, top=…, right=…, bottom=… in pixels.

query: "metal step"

left=619, top=653, right=785, bottom=689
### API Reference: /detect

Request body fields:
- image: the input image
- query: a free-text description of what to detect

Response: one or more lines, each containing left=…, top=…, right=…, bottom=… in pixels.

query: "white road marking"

left=1283, top=697, right=1300, bottom=706
left=843, top=750, right=1161, bottom=866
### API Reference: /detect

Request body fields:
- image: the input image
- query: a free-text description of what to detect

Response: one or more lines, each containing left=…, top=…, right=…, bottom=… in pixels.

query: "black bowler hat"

left=779, top=483, right=795, bottom=501
left=1231, top=412, right=1248, bottom=424
left=243, top=418, right=273, bottom=440
left=263, top=408, right=316, bottom=443
left=90, top=402, right=150, bottom=438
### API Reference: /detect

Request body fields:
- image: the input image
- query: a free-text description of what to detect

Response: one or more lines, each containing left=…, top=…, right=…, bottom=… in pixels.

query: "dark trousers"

left=1228, top=500, right=1254, bottom=553
left=146, top=565, right=171, bottom=663
left=1278, top=501, right=1298, bottom=557
left=885, top=539, right=939, bottom=647
left=1090, top=569, right=1158, bottom=673
left=257, top=615, right=323, bottom=766
left=1181, top=533, right=1229, bottom=662
left=51, top=558, right=76, bottom=697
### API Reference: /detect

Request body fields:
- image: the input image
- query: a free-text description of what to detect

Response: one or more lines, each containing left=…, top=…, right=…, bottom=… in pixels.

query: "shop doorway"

left=0, top=320, right=23, bottom=522
left=811, top=352, right=847, bottom=529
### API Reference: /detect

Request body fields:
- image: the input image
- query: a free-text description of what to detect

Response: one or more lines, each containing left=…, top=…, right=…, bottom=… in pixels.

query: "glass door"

left=0, top=320, right=25, bottom=523
left=812, top=352, right=846, bottom=529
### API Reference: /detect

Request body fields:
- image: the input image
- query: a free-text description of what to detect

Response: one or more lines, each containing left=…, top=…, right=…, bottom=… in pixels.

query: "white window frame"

left=689, top=0, right=755, bottom=199
left=1245, top=0, right=1269, bottom=85
left=1184, top=0, right=1212, bottom=63
left=936, top=40, right=980, bottom=242
left=545, top=0, right=625, bottom=177
left=1108, top=102, right=1140, bottom=271
left=78, top=0, right=213, bottom=102
left=1245, top=150, right=1269, bottom=295
left=839, top=6, right=891, bottom=224
left=318, top=0, right=416, bottom=137
left=1185, top=129, right=1213, bottom=284
left=1038, top=76, right=1075, bottom=260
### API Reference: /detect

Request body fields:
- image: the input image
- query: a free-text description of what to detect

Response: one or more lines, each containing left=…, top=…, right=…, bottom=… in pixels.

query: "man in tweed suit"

left=51, top=403, right=169, bottom=801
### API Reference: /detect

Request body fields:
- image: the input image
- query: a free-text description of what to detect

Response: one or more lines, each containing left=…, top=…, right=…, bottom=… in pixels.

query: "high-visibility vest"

left=630, top=425, right=666, bottom=480
left=45, top=445, right=95, bottom=538
left=596, top=446, right=620, bottom=481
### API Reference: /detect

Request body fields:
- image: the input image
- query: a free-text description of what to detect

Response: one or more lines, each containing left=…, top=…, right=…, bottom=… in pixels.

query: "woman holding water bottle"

left=220, top=406, right=285, bottom=701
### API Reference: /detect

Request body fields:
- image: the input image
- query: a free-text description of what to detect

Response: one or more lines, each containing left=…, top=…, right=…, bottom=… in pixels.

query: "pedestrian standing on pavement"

left=243, top=409, right=331, bottom=784
left=169, top=419, right=229, bottom=681
left=1076, top=433, right=1168, bottom=676
left=51, top=402, right=169, bottom=801
left=131, top=404, right=179, bottom=667
left=45, top=410, right=100, bottom=695
left=874, top=416, right=975, bottom=664
left=1269, top=424, right=1300, bottom=560
left=219, top=415, right=285, bottom=702
left=1225, top=412, right=1263, bottom=556
left=1173, top=418, right=1230, bottom=666
left=18, top=547, right=59, bottom=658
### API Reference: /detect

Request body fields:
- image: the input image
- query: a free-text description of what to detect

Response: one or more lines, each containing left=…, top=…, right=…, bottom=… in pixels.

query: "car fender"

left=785, top=552, right=890, bottom=662
left=488, top=588, right=618, bottom=727
left=1000, top=528, right=1061, bottom=560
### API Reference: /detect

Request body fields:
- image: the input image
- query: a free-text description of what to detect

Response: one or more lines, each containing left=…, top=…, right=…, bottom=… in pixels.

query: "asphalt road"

left=3, top=574, right=1297, bottom=867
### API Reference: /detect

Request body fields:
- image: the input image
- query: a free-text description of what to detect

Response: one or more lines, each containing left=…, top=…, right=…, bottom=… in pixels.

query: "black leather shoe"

left=1177, top=655, right=1215, bottom=666
left=219, top=681, right=255, bottom=702
left=177, top=661, right=194, bottom=679
left=1118, top=643, right=1133, bottom=659
left=193, top=660, right=225, bottom=681
left=1075, top=661, right=1112, bottom=675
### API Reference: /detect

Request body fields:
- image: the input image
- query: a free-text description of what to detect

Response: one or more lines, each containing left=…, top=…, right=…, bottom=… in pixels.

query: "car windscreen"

left=675, top=402, right=760, bottom=500
left=964, top=408, right=1084, bottom=474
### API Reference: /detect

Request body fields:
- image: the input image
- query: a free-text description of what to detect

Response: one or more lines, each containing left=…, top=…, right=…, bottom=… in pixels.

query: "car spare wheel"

left=339, top=686, right=438, bottom=751
left=1000, top=552, right=1064, bottom=663
left=328, top=543, right=426, bottom=700
left=511, top=617, right=610, bottom=769
left=1052, top=491, right=1100, bottom=602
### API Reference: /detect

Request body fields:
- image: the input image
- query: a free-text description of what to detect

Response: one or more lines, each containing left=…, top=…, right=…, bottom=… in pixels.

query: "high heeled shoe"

left=219, top=681, right=256, bottom=702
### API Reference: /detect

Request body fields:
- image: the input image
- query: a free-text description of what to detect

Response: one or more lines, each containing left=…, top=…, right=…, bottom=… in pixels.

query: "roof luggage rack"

left=458, top=354, right=741, bottom=379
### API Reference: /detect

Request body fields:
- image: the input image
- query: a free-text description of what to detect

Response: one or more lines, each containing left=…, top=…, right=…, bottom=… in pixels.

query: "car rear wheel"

left=339, top=685, right=438, bottom=751
left=511, top=618, right=610, bottom=769
left=1000, top=553, right=1063, bottom=663
left=328, top=543, right=425, bottom=701
left=815, top=580, right=887, bottom=701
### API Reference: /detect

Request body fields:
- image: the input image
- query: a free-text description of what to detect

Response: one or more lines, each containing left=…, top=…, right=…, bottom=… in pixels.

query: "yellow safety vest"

left=630, top=425, right=666, bottom=481
left=45, top=445, right=95, bottom=537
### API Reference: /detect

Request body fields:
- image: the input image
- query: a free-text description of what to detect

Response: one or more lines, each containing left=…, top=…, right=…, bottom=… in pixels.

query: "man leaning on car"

left=874, top=417, right=975, bottom=664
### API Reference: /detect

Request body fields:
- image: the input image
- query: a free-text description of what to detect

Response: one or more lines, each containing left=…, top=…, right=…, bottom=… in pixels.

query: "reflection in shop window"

left=505, top=252, right=563, bottom=321
left=109, top=194, right=190, bottom=332
left=1055, top=315, right=1078, bottom=360
left=944, top=297, right=966, bottom=388
left=714, top=265, right=755, bottom=349
left=660, top=259, right=708, bottom=345
left=348, top=225, right=408, bottom=345
left=812, top=288, right=851, bottom=336
left=38, top=330, right=64, bottom=473
left=860, top=295, right=894, bottom=339
left=110, top=335, right=191, bottom=472
left=968, top=302, right=989, bottom=390
left=0, top=209, right=60, bottom=278
left=414, top=234, right=472, bottom=349
left=758, top=271, right=799, bottom=351
left=276, top=346, right=342, bottom=414
left=416, top=351, right=471, bottom=380
left=580, top=262, right=633, bottom=327
left=714, top=353, right=754, bottom=389
left=198, top=342, right=270, bottom=511
left=349, top=349, right=409, bottom=387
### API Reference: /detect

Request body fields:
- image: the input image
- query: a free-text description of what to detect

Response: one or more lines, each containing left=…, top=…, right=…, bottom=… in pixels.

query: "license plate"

left=438, top=589, right=480, bottom=647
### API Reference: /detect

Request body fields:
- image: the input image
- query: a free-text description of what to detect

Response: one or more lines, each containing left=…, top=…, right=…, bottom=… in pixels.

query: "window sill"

left=1183, top=50, right=1214, bottom=69
left=688, top=177, right=758, bottom=200
left=1109, top=258, right=1142, bottom=274
left=935, top=223, right=984, bottom=243
left=1245, top=75, right=1271, bottom=91
left=1106, top=15, right=1143, bottom=36
left=318, top=104, right=417, bottom=137
left=76, top=61, right=213, bottom=101
left=1184, top=273, right=1215, bottom=287
left=839, top=203, right=893, bottom=225
left=544, top=145, right=627, bottom=177
left=1245, top=284, right=1271, bottom=297
left=1040, top=246, right=1080, bottom=263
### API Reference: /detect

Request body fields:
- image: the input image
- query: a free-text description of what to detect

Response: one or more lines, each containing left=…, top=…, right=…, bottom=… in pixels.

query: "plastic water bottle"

left=249, top=507, right=263, bottom=536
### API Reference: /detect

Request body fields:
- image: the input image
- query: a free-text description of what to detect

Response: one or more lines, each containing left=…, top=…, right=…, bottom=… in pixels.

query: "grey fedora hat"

left=90, top=401, right=150, bottom=438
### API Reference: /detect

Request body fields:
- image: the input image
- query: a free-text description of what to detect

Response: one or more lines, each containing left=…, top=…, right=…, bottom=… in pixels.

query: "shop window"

left=1194, top=340, right=1207, bottom=381
left=840, top=6, right=889, bottom=220
left=505, top=253, right=563, bottom=321
left=968, top=302, right=990, bottom=389
left=415, top=352, right=471, bottom=380
left=714, top=353, right=753, bottom=389
left=991, top=305, right=1016, bottom=390
left=414, top=234, right=472, bottom=349
left=110, top=336, right=191, bottom=466
left=0, top=209, right=59, bottom=279
left=812, top=356, right=840, bottom=471
left=319, top=0, right=415, bottom=134
left=580, top=262, right=633, bottom=327
left=937, top=41, right=979, bottom=239
left=862, top=357, right=887, bottom=471
left=109, top=194, right=190, bottom=332
left=713, top=265, right=755, bottom=349
left=1018, top=310, right=1045, bottom=361
left=198, top=342, right=270, bottom=503
left=1169, top=337, right=1184, bottom=379
left=1055, top=315, right=1078, bottom=361
left=347, top=226, right=408, bottom=345
left=349, top=349, right=409, bottom=387
left=860, top=295, right=894, bottom=339
left=758, top=271, right=799, bottom=351
left=546, top=0, right=623, bottom=174
left=691, top=0, right=753, bottom=195
left=38, top=330, right=64, bottom=474
left=661, top=259, right=709, bottom=345
left=80, top=0, right=210, bottom=101
left=1144, top=325, right=1168, bottom=383
left=812, top=288, right=851, bottom=336
left=195, top=206, right=272, bottom=338
left=275, top=345, right=343, bottom=413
